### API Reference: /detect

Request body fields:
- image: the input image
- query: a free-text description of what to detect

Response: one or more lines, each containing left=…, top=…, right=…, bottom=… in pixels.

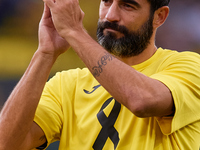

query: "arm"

left=44, top=0, right=174, bottom=118
left=0, top=4, right=69, bottom=149
left=61, top=31, right=174, bottom=118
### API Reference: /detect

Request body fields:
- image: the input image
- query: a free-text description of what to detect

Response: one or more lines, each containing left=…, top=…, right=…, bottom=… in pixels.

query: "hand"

left=38, top=4, right=70, bottom=57
left=43, top=0, right=85, bottom=40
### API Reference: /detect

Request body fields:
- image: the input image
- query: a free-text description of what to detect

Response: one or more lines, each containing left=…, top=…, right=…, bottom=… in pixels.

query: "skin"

left=0, top=0, right=173, bottom=149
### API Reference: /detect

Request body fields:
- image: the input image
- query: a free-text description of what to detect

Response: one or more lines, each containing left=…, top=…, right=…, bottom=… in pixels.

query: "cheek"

left=99, top=6, right=107, bottom=20
left=99, top=10, right=104, bottom=20
left=125, top=18, right=144, bottom=31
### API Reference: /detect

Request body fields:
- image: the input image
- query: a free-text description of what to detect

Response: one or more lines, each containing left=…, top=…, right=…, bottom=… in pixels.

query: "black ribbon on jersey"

left=93, top=97, right=121, bottom=150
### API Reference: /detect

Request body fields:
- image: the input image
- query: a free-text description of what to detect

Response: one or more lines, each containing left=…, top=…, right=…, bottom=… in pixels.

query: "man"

left=1, top=0, right=200, bottom=149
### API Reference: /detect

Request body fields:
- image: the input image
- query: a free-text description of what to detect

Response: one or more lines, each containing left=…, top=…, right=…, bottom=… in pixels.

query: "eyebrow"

left=121, top=0, right=141, bottom=8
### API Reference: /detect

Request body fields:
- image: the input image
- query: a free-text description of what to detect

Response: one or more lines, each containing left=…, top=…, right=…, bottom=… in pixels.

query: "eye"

left=124, top=4, right=132, bottom=8
left=122, top=3, right=136, bottom=10
left=101, top=0, right=112, bottom=6
left=102, top=0, right=110, bottom=3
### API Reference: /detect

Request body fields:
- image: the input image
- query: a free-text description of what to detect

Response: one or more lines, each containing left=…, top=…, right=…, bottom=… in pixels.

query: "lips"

left=105, top=28, right=118, bottom=32
left=103, top=28, right=125, bottom=38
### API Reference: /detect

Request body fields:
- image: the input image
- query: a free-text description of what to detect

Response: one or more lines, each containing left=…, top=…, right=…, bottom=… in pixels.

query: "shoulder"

left=160, top=48, right=200, bottom=60
left=49, top=68, right=91, bottom=81
left=157, top=48, right=200, bottom=66
left=60, top=68, right=90, bottom=77
left=46, top=68, right=94, bottom=90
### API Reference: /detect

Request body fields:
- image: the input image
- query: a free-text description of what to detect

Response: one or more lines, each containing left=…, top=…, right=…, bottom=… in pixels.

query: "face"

left=97, top=0, right=154, bottom=57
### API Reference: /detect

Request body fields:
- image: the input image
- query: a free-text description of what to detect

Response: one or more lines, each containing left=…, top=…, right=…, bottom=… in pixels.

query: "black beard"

left=96, top=16, right=154, bottom=57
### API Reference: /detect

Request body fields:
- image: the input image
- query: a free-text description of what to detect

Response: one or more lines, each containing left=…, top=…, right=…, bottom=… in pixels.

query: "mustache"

left=97, top=21, right=129, bottom=35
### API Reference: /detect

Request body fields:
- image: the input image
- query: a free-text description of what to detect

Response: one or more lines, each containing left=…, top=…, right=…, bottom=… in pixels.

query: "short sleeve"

left=151, top=52, right=200, bottom=135
left=34, top=72, right=64, bottom=147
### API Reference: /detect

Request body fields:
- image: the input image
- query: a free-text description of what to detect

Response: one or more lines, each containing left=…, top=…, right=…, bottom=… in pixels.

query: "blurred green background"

left=0, top=0, right=200, bottom=149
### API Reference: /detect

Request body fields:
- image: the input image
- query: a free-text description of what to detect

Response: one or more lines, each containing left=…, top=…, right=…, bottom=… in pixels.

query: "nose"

left=105, top=3, right=121, bottom=22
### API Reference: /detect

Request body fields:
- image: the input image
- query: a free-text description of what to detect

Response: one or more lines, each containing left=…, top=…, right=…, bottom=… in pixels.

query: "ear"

left=153, top=6, right=169, bottom=28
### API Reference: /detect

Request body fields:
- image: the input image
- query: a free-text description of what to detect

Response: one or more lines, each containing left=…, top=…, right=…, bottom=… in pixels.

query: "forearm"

left=66, top=31, right=139, bottom=109
left=0, top=50, right=56, bottom=149
left=65, top=30, right=173, bottom=117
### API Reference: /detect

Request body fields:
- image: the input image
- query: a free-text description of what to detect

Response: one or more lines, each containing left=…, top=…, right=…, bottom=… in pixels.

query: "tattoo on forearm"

left=92, top=53, right=115, bottom=77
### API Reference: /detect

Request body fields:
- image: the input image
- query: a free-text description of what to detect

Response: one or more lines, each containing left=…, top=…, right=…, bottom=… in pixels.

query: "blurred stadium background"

left=0, top=0, right=200, bottom=149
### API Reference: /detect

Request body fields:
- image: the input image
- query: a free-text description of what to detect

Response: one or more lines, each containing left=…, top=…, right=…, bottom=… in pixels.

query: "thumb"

left=41, top=3, right=51, bottom=20
left=43, top=0, right=55, bottom=9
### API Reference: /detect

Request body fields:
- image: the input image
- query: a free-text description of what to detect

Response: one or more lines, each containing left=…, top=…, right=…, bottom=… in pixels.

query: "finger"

left=41, top=3, right=51, bottom=20
left=43, top=0, right=55, bottom=8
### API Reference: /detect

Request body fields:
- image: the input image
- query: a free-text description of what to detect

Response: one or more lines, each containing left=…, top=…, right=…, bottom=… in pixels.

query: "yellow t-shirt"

left=34, top=48, right=200, bottom=150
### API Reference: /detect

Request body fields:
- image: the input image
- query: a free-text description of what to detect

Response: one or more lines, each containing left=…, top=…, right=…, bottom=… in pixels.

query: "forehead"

left=100, top=0, right=151, bottom=13
left=118, top=0, right=150, bottom=8
left=120, top=0, right=147, bottom=2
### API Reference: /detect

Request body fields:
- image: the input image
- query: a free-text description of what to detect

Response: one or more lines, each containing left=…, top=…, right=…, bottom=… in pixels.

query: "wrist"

left=36, top=47, right=59, bottom=62
left=63, top=28, right=92, bottom=49
left=63, top=27, right=87, bottom=42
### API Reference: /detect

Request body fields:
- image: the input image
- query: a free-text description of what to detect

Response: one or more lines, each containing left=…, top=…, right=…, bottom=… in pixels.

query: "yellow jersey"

left=34, top=48, right=200, bottom=150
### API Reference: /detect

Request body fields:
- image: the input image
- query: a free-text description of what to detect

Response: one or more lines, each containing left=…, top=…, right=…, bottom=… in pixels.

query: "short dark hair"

left=147, top=0, right=170, bottom=13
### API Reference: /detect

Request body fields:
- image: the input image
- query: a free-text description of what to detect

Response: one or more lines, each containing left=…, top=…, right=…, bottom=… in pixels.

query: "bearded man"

left=1, top=0, right=200, bottom=149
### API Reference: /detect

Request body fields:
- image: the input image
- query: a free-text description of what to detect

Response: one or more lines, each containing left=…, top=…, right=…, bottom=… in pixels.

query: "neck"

left=116, top=35, right=157, bottom=66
